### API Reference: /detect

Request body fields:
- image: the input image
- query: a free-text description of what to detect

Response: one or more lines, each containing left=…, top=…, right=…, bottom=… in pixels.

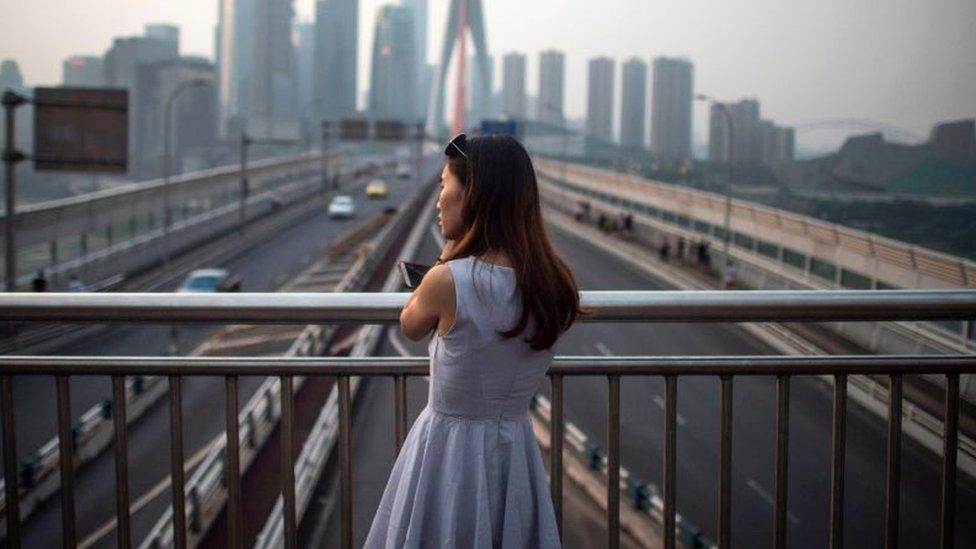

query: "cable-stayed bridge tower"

left=426, top=0, right=490, bottom=137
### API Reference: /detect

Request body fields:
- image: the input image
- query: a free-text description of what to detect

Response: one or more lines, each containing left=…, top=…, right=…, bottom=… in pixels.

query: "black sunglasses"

left=445, top=133, right=468, bottom=159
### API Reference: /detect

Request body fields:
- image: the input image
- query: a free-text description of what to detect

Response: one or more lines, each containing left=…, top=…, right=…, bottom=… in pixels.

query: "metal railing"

left=0, top=290, right=974, bottom=549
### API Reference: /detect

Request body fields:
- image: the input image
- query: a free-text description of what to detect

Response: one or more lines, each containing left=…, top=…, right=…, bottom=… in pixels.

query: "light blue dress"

left=365, top=256, right=561, bottom=548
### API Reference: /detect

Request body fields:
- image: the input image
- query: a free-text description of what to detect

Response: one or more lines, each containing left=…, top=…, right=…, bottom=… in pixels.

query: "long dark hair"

left=443, top=134, right=583, bottom=350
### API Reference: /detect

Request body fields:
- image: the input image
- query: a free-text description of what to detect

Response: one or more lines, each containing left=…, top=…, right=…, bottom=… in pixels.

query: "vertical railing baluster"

left=169, top=375, right=187, bottom=549
left=718, top=374, right=732, bottom=549
left=884, top=374, right=902, bottom=549
left=225, top=375, right=242, bottom=549
left=338, top=375, right=353, bottom=549
left=829, top=374, right=847, bottom=549
left=56, top=375, right=76, bottom=548
left=394, top=375, right=407, bottom=453
left=112, top=376, right=131, bottom=548
left=940, top=373, right=958, bottom=549
left=550, top=373, right=564, bottom=538
left=607, top=374, right=620, bottom=549
left=663, top=375, right=677, bottom=549
left=1, top=374, right=20, bottom=548
left=774, top=374, right=790, bottom=549
left=280, top=376, right=297, bottom=549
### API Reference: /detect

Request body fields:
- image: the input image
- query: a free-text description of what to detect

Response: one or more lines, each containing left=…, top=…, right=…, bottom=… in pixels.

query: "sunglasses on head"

left=445, top=133, right=468, bottom=159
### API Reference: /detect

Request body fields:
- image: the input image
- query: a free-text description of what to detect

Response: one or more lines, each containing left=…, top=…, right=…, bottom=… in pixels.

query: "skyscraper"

left=586, top=57, right=615, bottom=141
left=145, top=24, right=180, bottom=52
left=538, top=50, right=564, bottom=126
left=217, top=0, right=256, bottom=136
left=401, top=0, right=428, bottom=116
left=501, top=52, right=526, bottom=120
left=707, top=98, right=764, bottom=164
left=620, top=57, right=647, bottom=149
left=295, top=22, right=315, bottom=120
left=369, top=5, right=417, bottom=120
left=314, top=0, right=358, bottom=120
left=62, top=56, right=105, bottom=87
left=651, top=57, right=693, bottom=164
left=251, top=0, right=297, bottom=135
left=468, top=54, right=494, bottom=124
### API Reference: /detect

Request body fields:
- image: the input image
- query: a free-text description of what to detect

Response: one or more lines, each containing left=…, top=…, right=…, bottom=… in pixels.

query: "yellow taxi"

left=365, top=179, right=389, bottom=199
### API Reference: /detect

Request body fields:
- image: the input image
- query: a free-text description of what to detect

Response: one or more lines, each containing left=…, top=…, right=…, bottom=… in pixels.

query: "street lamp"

left=162, top=78, right=210, bottom=269
left=695, top=93, right=735, bottom=286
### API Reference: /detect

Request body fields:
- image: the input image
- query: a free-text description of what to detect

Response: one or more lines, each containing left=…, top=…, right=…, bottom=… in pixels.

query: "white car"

left=177, top=268, right=241, bottom=293
left=328, top=195, right=356, bottom=219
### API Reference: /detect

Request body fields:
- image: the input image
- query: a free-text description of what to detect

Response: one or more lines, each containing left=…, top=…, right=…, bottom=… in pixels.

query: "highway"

left=304, top=204, right=976, bottom=548
left=6, top=166, right=427, bottom=548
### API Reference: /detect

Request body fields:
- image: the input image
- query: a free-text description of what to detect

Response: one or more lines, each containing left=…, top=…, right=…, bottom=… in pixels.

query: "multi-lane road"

left=4, top=165, right=429, bottom=548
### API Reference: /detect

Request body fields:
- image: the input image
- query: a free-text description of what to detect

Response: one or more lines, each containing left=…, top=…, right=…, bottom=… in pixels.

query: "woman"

left=365, top=134, right=583, bottom=548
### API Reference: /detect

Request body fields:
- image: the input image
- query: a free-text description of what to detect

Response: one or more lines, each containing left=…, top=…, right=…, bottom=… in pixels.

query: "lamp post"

left=695, top=94, right=734, bottom=284
left=162, top=78, right=209, bottom=269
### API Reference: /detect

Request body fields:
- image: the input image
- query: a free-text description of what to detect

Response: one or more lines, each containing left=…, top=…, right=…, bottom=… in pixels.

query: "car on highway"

left=177, top=268, right=241, bottom=293
left=395, top=163, right=413, bottom=179
left=365, top=179, right=389, bottom=199
left=327, top=195, right=356, bottom=219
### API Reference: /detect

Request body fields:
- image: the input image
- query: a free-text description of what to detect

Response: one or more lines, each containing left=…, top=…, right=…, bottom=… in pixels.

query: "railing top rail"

left=0, top=290, right=973, bottom=323
left=0, top=354, right=972, bottom=377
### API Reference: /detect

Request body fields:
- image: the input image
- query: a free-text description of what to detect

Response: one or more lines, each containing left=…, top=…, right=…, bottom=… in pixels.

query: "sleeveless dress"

left=364, top=256, right=561, bottom=548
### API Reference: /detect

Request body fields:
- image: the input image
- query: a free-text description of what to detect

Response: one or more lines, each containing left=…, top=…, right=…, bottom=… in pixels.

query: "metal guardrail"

left=0, top=291, right=973, bottom=549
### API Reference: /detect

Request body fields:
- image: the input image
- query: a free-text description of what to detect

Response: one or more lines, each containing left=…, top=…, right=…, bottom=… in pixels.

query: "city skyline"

left=1, top=0, right=974, bottom=151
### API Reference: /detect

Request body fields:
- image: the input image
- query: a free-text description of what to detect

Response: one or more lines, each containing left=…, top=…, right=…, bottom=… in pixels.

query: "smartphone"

left=398, top=261, right=431, bottom=289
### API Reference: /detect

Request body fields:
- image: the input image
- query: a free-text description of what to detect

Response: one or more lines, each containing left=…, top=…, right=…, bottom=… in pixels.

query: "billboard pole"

left=2, top=91, right=27, bottom=292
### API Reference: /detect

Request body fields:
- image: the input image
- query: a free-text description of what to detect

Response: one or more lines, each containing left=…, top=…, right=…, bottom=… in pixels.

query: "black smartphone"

left=398, top=261, right=431, bottom=289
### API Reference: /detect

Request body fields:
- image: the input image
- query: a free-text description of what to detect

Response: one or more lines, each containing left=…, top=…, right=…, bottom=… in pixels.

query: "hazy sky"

left=2, top=0, right=974, bottom=150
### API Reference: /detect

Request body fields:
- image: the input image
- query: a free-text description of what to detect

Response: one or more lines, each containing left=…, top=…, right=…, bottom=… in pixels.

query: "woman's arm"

left=399, top=264, right=455, bottom=341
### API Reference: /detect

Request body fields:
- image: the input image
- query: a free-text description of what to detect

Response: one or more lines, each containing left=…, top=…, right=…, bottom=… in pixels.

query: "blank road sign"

left=33, top=87, right=128, bottom=173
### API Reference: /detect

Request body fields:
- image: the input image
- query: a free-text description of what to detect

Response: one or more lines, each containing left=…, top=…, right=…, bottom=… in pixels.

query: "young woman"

left=364, top=134, right=583, bottom=548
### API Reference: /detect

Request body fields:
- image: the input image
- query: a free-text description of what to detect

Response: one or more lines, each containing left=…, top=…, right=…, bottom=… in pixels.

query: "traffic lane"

left=10, top=171, right=426, bottom=546
left=7, top=169, right=417, bottom=464
left=545, top=223, right=976, bottom=548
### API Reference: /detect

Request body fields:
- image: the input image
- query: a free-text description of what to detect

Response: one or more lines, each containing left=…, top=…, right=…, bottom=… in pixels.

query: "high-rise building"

left=401, top=0, right=428, bottom=117
left=369, top=5, right=417, bottom=120
left=586, top=57, right=615, bottom=141
left=135, top=57, right=217, bottom=177
left=620, top=57, right=647, bottom=150
left=104, top=32, right=180, bottom=165
left=707, top=98, right=765, bottom=164
left=145, top=24, right=180, bottom=52
left=501, top=52, right=526, bottom=120
left=468, top=54, right=494, bottom=124
left=759, top=119, right=795, bottom=165
left=217, top=0, right=255, bottom=136
left=62, top=56, right=105, bottom=87
left=708, top=103, right=729, bottom=163
left=0, top=59, right=23, bottom=91
left=295, top=22, right=315, bottom=120
left=651, top=57, right=693, bottom=164
left=314, top=0, right=359, bottom=121
left=250, top=0, right=297, bottom=136
left=538, top=50, right=564, bottom=126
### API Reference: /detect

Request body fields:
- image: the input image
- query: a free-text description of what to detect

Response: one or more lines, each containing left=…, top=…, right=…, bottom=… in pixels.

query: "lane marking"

left=595, top=342, right=613, bottom=356
left=652, top=395, right=687, bottom=426
left=78, top=438, right=221, bottom=548
left=746, top=478, right=801, bottom=525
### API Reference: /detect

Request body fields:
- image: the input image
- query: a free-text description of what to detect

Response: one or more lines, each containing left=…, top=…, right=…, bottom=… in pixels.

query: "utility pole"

left=239, top=129, right=252, bottom=236
left=2, top=90, right=27, bottom=292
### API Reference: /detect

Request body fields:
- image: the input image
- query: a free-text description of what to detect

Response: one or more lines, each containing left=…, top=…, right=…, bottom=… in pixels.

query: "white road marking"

left=595, top=342, right=614, bottom=356
left=652, top=395, right=687, bottom=426
left=78, top=438, right=221, bottom=548
left=746, top=478, right=801, bottom=525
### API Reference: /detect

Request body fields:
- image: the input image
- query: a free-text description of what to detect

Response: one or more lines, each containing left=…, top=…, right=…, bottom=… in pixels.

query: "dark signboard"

left=339, top=118, right=369, bottom=141
left=33, top=87, right=128, bottom=173
left=374, top=120, right=407, bottom=141
left=481, top=119, right=519, bottom=137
